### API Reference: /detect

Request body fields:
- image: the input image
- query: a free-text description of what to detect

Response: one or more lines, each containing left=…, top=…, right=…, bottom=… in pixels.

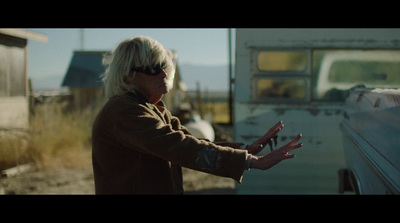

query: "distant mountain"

left=179, top=63, right=231, bottom=92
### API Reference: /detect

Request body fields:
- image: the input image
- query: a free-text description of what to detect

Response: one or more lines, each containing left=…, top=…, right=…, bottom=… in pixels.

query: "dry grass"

left=0, top=101, right=95, bottom=171
left=28, top=102, right=94, bottom=170
left=0, top=132, right=30, bottom=171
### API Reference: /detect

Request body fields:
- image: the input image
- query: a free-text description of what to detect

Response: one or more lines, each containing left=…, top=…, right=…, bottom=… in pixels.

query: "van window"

left=257, top=79, right=307, bottom=99
left=329, top=61, right=400, bottom=84
left=313, top=50, right=400, bottom=101
left=257, top=51, right=307, bottom=72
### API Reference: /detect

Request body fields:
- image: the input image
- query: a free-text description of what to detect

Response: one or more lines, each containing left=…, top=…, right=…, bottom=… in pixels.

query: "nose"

left=159, top=69, right=167, bottom=79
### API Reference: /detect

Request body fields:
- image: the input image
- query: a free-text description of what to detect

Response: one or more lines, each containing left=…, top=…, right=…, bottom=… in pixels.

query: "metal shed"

left=0, top=29, right=47, bottom=130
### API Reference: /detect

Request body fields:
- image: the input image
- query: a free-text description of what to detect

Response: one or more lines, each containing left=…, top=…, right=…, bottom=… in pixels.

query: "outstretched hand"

left=249, top=134, right=303, bottom=170
left=246, top=121, right=284, bottom=155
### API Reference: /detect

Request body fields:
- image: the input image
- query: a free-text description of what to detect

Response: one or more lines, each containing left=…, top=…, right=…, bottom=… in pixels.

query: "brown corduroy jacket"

left=92, top=91, right=248, bottom=194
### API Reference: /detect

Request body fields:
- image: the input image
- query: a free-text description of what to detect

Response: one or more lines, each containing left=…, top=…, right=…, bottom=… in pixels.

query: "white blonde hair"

left=101, top=36, right=175, bottom=99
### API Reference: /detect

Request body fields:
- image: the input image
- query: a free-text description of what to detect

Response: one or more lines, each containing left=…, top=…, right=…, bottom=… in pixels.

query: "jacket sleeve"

left=112, top=103, right=247, bottom=183
left=170, top=115, right=191, bottom=134
left=214, top=142, right=245, bottom=149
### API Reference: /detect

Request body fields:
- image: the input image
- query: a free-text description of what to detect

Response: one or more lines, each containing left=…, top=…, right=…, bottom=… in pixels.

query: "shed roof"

left=0, top=28, right=48, bottom=42
left=62, top=51, right=107, bottom=88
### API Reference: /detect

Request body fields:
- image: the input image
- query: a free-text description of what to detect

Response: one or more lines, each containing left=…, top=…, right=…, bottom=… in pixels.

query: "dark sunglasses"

left=131, top=63, right=166, bottom=76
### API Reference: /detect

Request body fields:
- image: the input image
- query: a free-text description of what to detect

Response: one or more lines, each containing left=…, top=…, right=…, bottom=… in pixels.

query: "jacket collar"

left=125, top=90, right=166, bottom=111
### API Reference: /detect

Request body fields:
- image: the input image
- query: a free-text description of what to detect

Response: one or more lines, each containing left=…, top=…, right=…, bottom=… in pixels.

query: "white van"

left=233, top=29, right=400, bottom=194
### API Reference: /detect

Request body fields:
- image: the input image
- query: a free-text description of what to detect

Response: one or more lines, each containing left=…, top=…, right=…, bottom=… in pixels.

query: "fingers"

left=252, top=133, right=303, bottom=170
left=272, top=124, right=284, bottom=137
left=265, top=121, right=283, bottom=136
left=255, top=121, right=284, bottom=152
left=269, top=120, right=283, bottom=132
left=277, top=134, right=302, bottom=154
left=288, top=133, right=302, bottom=146
left=285, top=143, right=303, bottom=153
left=269, top=121, right=284, bottom=135
left=263, top=121, right=284, bottom=150
left=258, top=122, right=301, bottom=155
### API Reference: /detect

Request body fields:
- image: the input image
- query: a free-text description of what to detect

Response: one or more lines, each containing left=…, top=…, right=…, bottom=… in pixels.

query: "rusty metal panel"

left=235, top=102, right=346, bottom=194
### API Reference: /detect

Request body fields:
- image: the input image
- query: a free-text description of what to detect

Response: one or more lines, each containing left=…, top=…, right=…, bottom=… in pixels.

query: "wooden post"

left=1, top=163, right=35, bottom=178
left=196, top=81, right=203, bottom=118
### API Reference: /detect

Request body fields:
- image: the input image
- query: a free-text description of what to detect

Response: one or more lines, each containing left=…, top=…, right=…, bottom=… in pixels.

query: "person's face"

left=133, top=69, right=169, bottom=100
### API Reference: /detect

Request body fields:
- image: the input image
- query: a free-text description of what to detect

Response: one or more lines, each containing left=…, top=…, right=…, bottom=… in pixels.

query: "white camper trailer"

left=233, top=29, right=400, bottom=194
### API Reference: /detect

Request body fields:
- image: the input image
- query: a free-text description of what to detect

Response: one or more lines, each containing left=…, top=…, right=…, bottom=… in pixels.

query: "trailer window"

left=313, top=50, right=400, bottom=101
left=329, top=61, right=400, bottom=84
left=257, top=51, right=307, bottom=72
left=257, top=79, right=307, bottom=99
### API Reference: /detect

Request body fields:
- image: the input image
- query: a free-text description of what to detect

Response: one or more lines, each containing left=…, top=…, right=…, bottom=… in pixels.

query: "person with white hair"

left=91, top=36, right=303, bottom=194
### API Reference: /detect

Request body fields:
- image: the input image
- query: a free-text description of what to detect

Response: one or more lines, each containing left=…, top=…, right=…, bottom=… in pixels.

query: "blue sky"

left=25, top=29, right=235, bottom=86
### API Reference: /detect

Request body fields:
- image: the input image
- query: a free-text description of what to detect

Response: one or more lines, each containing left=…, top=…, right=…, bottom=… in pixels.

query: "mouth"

left=156, top=82, right=168, bottom=90
left=159, top=82, right=168, bottom=87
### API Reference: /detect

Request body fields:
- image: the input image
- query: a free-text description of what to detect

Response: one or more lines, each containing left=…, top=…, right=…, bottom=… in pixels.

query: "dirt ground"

left=0, top=166, right=235, bottom=195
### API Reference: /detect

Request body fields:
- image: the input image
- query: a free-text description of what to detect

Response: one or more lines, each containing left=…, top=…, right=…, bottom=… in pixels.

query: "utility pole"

left=228, top=28, right=233, bottom=125
left=80, top=29, right=85, bottom=50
